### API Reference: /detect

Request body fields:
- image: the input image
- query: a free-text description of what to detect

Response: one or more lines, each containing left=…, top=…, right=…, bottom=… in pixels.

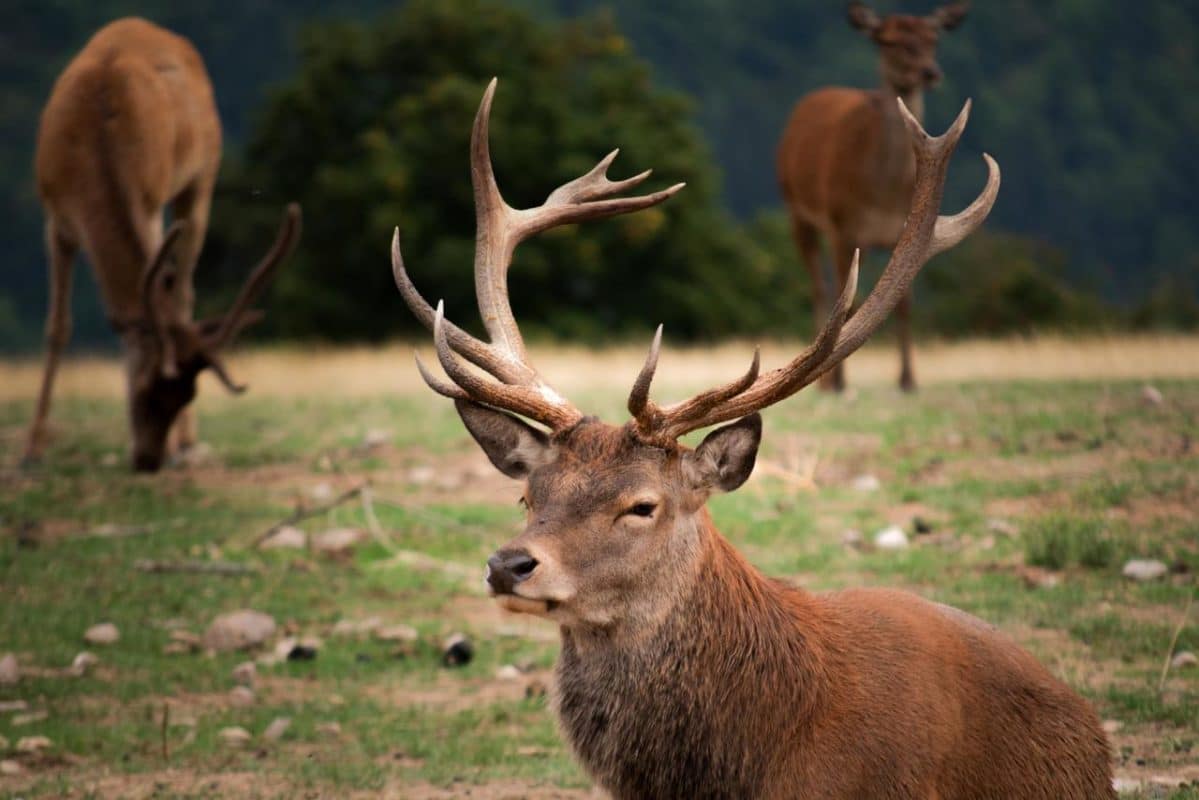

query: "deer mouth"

left=495, top=594, right=558, bottom=616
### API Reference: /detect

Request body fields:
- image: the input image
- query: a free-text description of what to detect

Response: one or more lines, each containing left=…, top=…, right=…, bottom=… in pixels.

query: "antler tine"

left=651, top=253, right=858, bottom=438
left=431, top=301, right=581, bottom=430
left=627, top=324, right=663, bottom=420
left=396, top=78, right=684, bottom=431
left=210, top=203, right=301, bottom=349
left=392, top=227, right=529, bottom=385
left=472, top=77, right=684, bottom=365
left=636, top=98, right=999, bottom=438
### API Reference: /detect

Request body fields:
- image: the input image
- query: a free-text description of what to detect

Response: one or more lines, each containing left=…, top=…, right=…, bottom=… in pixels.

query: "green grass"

left=1, top=378, right=1197, bottom=797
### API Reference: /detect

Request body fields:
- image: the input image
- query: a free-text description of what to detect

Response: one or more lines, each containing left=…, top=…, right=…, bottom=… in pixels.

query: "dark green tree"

left=213, top=0, right=809, bottom=342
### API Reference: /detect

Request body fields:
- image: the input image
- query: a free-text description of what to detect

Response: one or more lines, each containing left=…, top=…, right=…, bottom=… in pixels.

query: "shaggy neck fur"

left=554, top=511, right=827, bottom=799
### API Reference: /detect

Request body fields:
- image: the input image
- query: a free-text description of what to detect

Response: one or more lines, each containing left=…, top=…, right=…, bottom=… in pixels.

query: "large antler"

left=394, top=78, right=684, bottom=430
left=630, top=98, right=1000, bottom=443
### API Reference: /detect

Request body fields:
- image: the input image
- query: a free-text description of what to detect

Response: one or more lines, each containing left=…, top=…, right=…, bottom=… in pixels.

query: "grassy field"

left=1, top=337, right=1198, bottom=799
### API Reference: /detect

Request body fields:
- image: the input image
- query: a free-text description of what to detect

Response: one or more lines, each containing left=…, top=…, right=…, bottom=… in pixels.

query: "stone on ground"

left=1121, top=559, right=1168, bottom=582
left=203, top=610, right=277, bottom=652
left=83, top=622, right=120, bottom=646
left=312, top=527, right=367, bottom=555
left=263, top=717, right=292, bottom=742
left=874, top=525, right=909, bottom=551
left=259, top=525, right=307, bottom=550
left=218, top=726, right=252, bottom=748
left=0, top=653, right=18, bottom=685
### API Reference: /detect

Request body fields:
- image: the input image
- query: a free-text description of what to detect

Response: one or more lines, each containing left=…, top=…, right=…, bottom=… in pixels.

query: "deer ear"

left=684, top=413, right=762, bottom=493
left=928, top=1, right=969, bottom=31
left=455, top=400, right=554, bottom=479
left=847, top=2, right=882, bottom=35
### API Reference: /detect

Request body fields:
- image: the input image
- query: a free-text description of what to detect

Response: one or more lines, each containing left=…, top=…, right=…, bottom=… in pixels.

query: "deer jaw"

left=461, top=402, right=760, bottom=638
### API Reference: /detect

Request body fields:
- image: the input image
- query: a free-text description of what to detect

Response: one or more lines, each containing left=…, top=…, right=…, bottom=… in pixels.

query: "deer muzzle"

left=486, top=548, right=539, bottom=595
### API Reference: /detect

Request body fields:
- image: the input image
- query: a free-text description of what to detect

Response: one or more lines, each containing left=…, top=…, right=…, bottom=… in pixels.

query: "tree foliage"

left=211, top=0, right=809, bottom=342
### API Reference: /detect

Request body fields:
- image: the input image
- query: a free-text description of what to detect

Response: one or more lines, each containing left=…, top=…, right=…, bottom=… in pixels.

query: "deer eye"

left=625, top=502, right=657, bottom=518
left=518, top=496, right=529, bottom=509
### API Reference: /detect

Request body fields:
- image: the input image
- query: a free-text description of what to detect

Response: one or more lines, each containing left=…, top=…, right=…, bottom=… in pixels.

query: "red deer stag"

left=779, top=1, right=970, bottom=392
left=24, top=18, right=300, bottom=472
left=393, top=80, right=1114, bottom=798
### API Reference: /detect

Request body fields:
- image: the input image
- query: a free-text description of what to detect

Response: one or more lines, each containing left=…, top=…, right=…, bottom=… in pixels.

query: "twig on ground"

left=360, top=484, right=398, bottom=554
left=161, top=702, right=170, bottom=763
left=135, top=559, right=259, bottom=576
left=251, top=482, right=367, bottom=546
left=1157, top=589, right=1195, bottom=695
left=366, top=548, right=480, bottom=582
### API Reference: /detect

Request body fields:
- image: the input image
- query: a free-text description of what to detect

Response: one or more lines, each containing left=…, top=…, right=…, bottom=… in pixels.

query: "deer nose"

left=922, top=65, right=943, bottom=84
left=486, top=549, right=539, bottom=595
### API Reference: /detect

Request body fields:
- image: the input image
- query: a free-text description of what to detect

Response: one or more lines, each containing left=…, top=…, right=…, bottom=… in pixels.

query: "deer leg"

left=826, top=235, right=860, bottom=393
left=22, top=220, right=77, bottom=465
left=166, top=179, right=214, bottom=453
left=790, top=218, right=839, bottom=393
left=897, top=290, right=916, bottom=392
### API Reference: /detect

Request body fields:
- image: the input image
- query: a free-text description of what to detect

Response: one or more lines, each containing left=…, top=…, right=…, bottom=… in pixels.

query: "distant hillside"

left=2, top=1, right=1195, bottom=347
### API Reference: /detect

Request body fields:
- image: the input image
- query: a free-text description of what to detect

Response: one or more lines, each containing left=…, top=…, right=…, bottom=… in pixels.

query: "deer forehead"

left=525, top=422, right=676, bottom=511
left=878, top=17, right=939, bottom=45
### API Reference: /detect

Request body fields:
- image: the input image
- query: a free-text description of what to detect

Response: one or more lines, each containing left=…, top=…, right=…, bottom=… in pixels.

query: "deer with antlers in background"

left=778, top=1, right=971, bottom=392
left=392, top=79, right=1113, bottom=799
left=23, top=18, right=300, bottom=472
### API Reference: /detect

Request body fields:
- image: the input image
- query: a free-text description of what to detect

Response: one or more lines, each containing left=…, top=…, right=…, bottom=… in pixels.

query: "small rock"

left=287, top=642, right=319, bottom=661
left=259, top=526, right=307, bottom=551
left=310, top=482, right=335, bottom=502
left=100, top=452, right=120, bottom=467
left=496, top=664, right=522, bottom=681
left=985, top=518, right=1019, bottom=538
left=169, top=630, right=203, bottom=652
left=1110, top=777, right=1139, bottom=792
left=374, top=624, right=419, bottom=643
left=229, top=686, right=255, bottom=707
left=1122, top=559, right=1168, bottom=582
left=407, top=466, right=435, bottom=485
left=331, top=617, right=383, bottom=638
left=851, top=474, right=881, bottom=492
left=0, top=700, right=28, bottom=713
left=362, top=428, right=391, bottom=449
left=263, top=717, right=291, bottom=742
left=84, top=622, right=120, bottom=646
left=1017, top=566, right=1060, bottom=590
left=1101, top=719, right=1123, bottom=735
left=912, top=517, right=934, bottom=535
left=1170, top=651, right=1197, bottom=670
left=1141, top=385, right=1164, bottom=407
left=70, top=651, right=99, bottom=676
left=232, top=661, right=257, bottom=686
left=316, top=721, right=342, bottom=738
left=0, top=653, right=18, bottom=685
left=442, top=633, right=473, bottom=667
left=874, top=525, right=909, bottom=551
left=16, top=735, right=51, bottom=754
left=840, top=529, right=863, bottom=550
left=218, top=726, right=252, bottom=748
left=312, top=527, right=367, bottom=555
left=203, top=610, right=277, bottom=652
left=0, top=760, right=21, bottom=776
left=12, top=711, right=48, bottom=726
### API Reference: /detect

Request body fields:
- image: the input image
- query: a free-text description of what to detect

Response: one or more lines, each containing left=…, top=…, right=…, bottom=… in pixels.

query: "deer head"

left=848, top=2, right=969, bottom=94
left=393, top=80, right=997, bottom=633
left=124, top=203, right=300, bottom=471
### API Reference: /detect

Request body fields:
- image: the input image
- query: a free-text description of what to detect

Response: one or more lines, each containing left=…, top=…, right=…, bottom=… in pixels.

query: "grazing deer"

left=393, top=79, right=1114, bottom=799
left=778, top=1, right=971, bottom=392
left=24, top=18, right=300, bottom=471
